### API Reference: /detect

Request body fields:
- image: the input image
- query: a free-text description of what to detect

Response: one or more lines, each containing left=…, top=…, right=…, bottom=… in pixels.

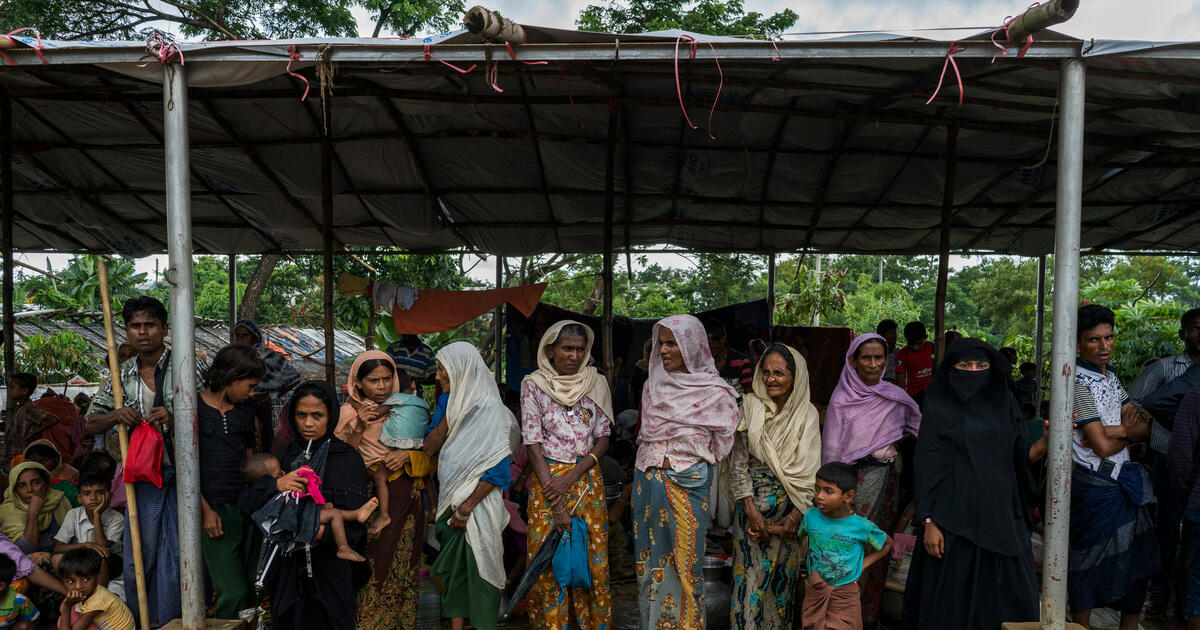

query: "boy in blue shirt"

left=775, top=462, right=892, bottom=630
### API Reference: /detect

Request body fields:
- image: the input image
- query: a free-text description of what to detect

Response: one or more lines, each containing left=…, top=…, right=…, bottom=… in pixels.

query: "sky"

left=26, top=0, right=1200, bottom=285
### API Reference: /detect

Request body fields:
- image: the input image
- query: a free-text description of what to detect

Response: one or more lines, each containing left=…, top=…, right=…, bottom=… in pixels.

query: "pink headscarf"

left=639, top=314, right=739, bottom=452
left=822, top=333, right=921, bottom=464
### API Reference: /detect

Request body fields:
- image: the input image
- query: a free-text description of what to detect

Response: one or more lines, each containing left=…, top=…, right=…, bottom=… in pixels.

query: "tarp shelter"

left=0, top=17, right=1193, bottom=629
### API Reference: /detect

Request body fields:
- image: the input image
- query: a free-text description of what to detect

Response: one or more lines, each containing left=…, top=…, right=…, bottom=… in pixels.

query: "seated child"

left=0, top=555, right=38, bottom=630
left=56, top=548, right=133, bottom=630
left=368, top=372, right=431, bottom=535
left=52, top=474, right=123, bottom=584
left=771, top=462, right=892, bottom=630
left=243, top=454, right=377, bottom=563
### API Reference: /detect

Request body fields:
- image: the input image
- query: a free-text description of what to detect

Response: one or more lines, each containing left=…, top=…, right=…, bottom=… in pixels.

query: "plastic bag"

left=123, top=423, right=164, bottom=487
left=552, top=516, right=592, bottom=589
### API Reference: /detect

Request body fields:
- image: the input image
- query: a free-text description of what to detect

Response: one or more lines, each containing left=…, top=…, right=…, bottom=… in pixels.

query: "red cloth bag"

left=123, top=423, right=164, bottom=488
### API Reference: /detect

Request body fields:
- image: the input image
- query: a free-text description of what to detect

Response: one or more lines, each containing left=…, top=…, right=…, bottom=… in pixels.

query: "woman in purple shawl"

left=822, top=333, right=921, bottom=625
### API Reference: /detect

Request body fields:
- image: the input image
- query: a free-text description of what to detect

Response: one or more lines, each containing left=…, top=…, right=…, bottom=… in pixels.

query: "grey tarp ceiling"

left=1, top=25, right=1200, bottom=257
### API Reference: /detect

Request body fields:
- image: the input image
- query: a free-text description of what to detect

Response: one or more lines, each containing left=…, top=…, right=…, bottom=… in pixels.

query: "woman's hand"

left=743, top=501, right=770, bottom=543
left=275, top=470, right=307, bottom=494
left=449, top=506, right=471, bottom=530
left=923, top=521, right=945, bottom=559
left=27, top=493, right=45, bottom=517
left=357, top=404, right=387, bottom=426
left=202, top=504, right=224, bottom=539
left=543, top=473, right=575, bottom=504
left=383, top=449, right=411, bottom=473
left=553, top=505, right=572, bottom=533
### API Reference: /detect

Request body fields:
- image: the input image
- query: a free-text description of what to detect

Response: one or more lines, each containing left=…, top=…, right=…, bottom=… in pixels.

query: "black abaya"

left=247, top=381, right=369, bottom=630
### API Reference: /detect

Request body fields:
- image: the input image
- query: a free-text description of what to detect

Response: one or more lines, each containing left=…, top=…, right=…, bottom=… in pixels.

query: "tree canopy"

left=577, top=0, right=797, bottom=37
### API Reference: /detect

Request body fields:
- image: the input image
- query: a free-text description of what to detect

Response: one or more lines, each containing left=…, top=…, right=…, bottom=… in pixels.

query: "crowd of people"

left=4, top=294, right=1200, bottom=630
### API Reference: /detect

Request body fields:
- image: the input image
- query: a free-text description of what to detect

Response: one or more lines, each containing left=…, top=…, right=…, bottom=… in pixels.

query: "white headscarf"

left=523, top=320, right=614, bottom=421
left=435, top=341, right=520, bottom=589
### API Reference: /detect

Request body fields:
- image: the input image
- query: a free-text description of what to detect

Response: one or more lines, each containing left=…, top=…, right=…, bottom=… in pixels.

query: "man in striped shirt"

left=1128, top=307, right=1200, bottom=623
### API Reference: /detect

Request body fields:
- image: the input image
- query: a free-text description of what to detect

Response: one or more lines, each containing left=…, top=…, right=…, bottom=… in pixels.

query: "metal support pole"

left=810, top=254, right=821, bottom=326
left=494, top=259, right=503, bottom=383
left=1041, top=58, right=1086, bottom=630
left=228, top=254, right=237, bottom=342
left=1, top=96, right=13, bottom=388
left=1035, top=254, right=1047, bottom=402
left=767, top=253, right=776, bottom=338
left=933, top=124, right=958, bottom=365
left=602, top=103, right=616, bottom=388
left=163, top=62, right=204, bottom=630
left=321, top=90, right=335, bottom=386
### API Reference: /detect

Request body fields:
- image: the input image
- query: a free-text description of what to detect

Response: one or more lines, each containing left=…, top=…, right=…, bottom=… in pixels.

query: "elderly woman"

left=521, top=320, right=613, bottom=629
left=246, top=381, right=370, bottom=630
left=429, top=342, right=519, bottom=630
left=334, top=350, right=435, bottom=630
left=0, top=462, right=71, bottom=555
left=822, top=332, right=921, bottom=625
left=728, top=343, right=821, bottom=630
left=635, top=314, right=739, bottom=629
left=902, top=339, right=1048, bottom=630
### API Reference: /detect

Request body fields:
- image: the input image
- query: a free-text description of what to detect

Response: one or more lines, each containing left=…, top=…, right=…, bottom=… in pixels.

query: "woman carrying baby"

left=334, top=350, right=436, bottom=630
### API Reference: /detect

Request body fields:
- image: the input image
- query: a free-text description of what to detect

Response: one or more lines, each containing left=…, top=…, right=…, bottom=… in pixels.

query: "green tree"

left=18, top=255, right=146, bottom=317
left=578, top=0, right=796, bottom=37
left=17, top=332, right=101, bottom=382
left=0, top=0, right=462, bottom=41
left=824, top=276, right=922, bottom=337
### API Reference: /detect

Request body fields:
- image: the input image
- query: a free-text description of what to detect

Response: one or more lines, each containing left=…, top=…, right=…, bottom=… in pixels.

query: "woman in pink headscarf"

left=822, top=332, right=921, bottom=625
left=634, top=314, right=739, bottom=629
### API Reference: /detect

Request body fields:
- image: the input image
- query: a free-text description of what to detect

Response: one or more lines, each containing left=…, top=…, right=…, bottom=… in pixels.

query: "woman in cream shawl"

left=728, top=343, right=822, bottom=630
left=429, top=342, right=519, bottom=630
left=0, top=461, right=71, bottom=554
left=520, top=320, right=614, bottom=629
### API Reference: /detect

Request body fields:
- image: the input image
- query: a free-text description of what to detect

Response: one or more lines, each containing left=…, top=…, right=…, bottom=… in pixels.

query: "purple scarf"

left=822, top=333, right=921, bottom=464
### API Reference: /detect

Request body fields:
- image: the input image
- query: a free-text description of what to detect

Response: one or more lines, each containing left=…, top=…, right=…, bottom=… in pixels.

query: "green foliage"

left=0, top=0, right=460, bottom=41
left=825, top=278, right=922, bottom=337
left=1081, top=278, right=1182, bottom=384
left=774, top=265, right=846, bottom=326
left=577, top=0, right=796, bottom=37
left=18, top=255, right=146, bottom=318
left=17, top=332, right=100, bottom=382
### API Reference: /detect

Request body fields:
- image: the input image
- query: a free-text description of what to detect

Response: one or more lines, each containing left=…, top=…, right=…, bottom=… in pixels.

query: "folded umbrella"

left=501, top=528, right=563, bottom=620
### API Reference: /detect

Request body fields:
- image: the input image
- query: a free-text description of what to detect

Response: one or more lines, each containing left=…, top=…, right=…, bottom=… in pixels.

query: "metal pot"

left=703, top=556, right=731, bottom=629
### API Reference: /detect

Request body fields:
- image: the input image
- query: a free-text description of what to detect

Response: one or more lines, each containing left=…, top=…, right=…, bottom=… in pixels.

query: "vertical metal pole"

left=228, top=254, right=237, bottom=342
left=766, top=253, right=776, bottom=337
left=494, top=259, right=503, bottom=383
left=602, top=102, right=617, bottom=388
left=877, top=258, right=884, bottom=284
left=933, top=124, right=958, bottom=365
left=321, top=89, right=335, bottom=386
left=810, top=254, right=821, bottom=326
left=1, top=96, right=13, bottom=388
left=163, top=62, right=203, bottom=630
left=1041, top=58, right=1085, bottom=630
left=1035, top=254, right=1047, bottom=402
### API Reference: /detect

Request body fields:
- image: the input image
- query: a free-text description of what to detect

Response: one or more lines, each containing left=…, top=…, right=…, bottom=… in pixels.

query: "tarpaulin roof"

left=3, top=25, right=1200, bottom=257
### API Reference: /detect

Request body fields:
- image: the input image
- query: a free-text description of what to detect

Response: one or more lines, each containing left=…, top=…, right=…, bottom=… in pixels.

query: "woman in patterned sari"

left=728, top=343, right=822, bottom=630
left=520, top=320, right=613, bottom=629
left=634, top=314, right=739, bottom=629
left=822, top=333, right=921, bottom=626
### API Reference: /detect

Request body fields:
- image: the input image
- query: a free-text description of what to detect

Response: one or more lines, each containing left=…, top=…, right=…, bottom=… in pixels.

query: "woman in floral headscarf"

left=634, top=314, right=739, bottom=629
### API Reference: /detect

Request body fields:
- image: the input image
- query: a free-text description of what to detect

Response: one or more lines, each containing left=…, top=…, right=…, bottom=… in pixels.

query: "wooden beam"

left=934, top=123, right=958, bottom=366
left=2, top=96, right=12, bottom=386
left=603, top=103, right=616, bottom=389
left=518, top=74, right=563, bottom=253
left=321, top=90, right=336, bottom=386
left=803, top=121, right=856, bottom=251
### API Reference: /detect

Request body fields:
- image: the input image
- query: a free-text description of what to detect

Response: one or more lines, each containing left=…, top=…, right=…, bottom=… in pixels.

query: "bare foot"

left=337, top=547, right=366, bottom=563
left=368, top=513, right=392, bottom=536
left=354, top=497, right=380, bottom=523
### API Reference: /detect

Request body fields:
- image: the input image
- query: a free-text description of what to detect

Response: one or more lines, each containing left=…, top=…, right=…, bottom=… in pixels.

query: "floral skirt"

left=633, top=462, right=711, bottom=630
left=526, top=462, right=611, bottom=630
left=731, top=471, right=802, bottom=630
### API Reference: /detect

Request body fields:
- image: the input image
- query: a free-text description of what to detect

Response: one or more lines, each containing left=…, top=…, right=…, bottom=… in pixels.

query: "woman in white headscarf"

left=635, top=314, right=740, bottom=630
left=428, top=342, right=520, bottom=630
left=727, top=343, right=822, bottom=630
left=520, top=320, right=614, bottom=630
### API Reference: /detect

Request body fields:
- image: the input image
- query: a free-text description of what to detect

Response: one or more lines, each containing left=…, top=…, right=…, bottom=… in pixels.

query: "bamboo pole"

left=96, top=259, right=151, bottom=630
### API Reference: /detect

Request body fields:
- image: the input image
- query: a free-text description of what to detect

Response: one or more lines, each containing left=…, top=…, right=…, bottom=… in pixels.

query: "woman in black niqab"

left=246, top=380, right=369, bottom=630
left=902, top=339, right=1049, bottom=630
